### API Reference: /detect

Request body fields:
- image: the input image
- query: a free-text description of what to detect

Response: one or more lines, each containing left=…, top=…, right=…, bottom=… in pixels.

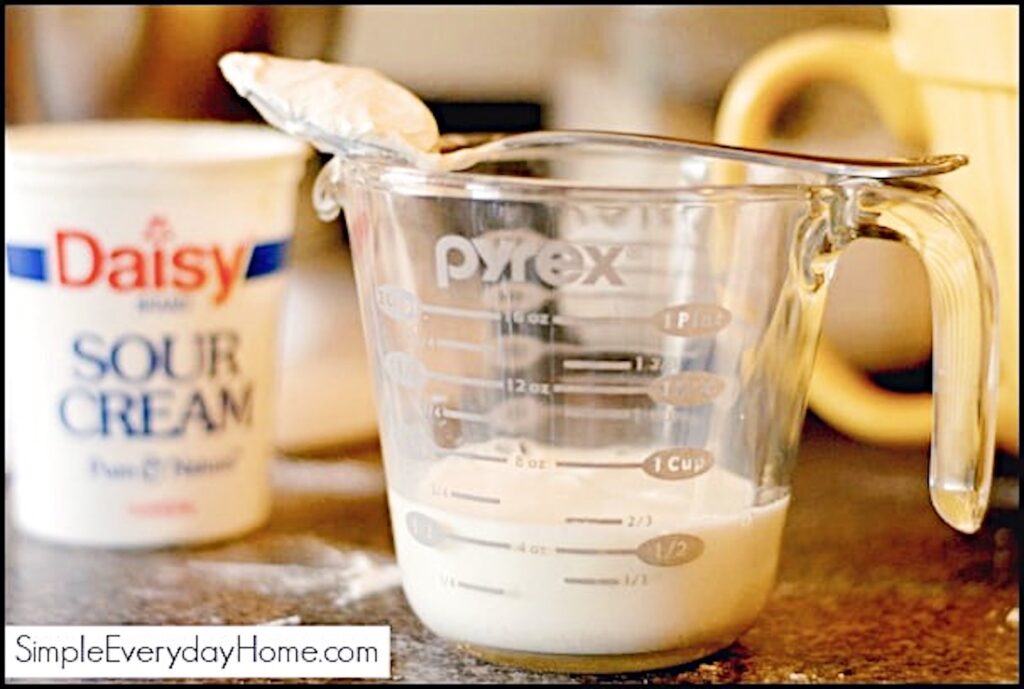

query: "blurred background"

left=0, top=5, right=956, bottom=456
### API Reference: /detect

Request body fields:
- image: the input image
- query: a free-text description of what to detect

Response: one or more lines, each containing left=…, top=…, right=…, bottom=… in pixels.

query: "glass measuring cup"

left=314, top=132, right=998, bottom=673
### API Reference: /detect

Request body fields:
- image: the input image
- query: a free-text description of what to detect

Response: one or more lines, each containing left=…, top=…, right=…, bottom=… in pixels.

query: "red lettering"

left=108, top=248, right=146, bottom=290
left=153, top=247, right=166, bottom=288
left=171, top=247, right=207, bottom=291
left=211, top=245, right=247, bottom=305
left=56, top=230, right=103, bottom=287
left=54, top=226, right=250, bottom=303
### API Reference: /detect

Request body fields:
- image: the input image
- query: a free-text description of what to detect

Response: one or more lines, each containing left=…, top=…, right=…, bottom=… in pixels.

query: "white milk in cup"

left=5, top=121, right=308, bottom=547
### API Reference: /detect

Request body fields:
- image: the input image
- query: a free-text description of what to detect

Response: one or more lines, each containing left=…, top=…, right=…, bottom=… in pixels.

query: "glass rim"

left=333, top=129, right=965, bottom=202
left=344, top=161, right=822, bottom=203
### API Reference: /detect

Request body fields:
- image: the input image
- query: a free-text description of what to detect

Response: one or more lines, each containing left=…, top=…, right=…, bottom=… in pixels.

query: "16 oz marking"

left=502, top=310, right=552, bottom=326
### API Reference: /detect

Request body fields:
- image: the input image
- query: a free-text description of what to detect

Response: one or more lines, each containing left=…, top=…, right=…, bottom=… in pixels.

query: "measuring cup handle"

left=714, top=29, right=943, bottom=447
left=843, top=181, right=999, bottom=533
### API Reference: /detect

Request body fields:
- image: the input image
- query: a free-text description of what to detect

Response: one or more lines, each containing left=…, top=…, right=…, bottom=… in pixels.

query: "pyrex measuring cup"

left=315, top=132, right=998, bottom=673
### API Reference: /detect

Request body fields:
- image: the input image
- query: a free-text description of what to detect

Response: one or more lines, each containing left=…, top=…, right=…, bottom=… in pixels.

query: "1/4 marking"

left=440, top=574, right=507, bottom=596
left=430, top=484, right=502, bottom=505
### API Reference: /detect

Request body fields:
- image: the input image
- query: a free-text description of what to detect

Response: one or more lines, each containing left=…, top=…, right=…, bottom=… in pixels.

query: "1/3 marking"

left=622, top=573, right=649, bottom=587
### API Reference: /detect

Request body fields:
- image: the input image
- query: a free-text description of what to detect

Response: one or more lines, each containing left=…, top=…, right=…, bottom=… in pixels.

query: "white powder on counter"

left=187, top=536, right=400, bottom=607
left=271, top=457, right=384, bottom=497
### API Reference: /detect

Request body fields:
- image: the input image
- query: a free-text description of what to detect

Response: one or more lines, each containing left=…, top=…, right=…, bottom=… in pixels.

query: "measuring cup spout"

left=313, top=156, right=345, bottom=222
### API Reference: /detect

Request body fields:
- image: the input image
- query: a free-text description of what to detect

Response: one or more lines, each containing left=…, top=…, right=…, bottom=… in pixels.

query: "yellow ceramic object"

left=717, top=6, right=1019, bottom=453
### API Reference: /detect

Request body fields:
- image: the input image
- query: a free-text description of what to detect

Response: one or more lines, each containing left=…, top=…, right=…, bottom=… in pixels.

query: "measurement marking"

left=555, top=461, right=642, bottom=469
left=421, top=302, right=501, bottom=322
left=440, top=404, right=692, bottom=426
left=551, top=343, right=685, bottom=359
left=416, top=302, right=736, bottom=340
left=551, top=314, right=647, bottom=327
left=457, top=581, right=506, bottom=595
left=449, top=535, right=512, bottom=549
left=431, top=338, right=494, bottom=353
left=448, top=450, right=508, bottom=464
left=564, top=517, right=624, bottom=525
left=564, top=577, right=621, bottom=586
left=424, top=376, right=650, bottom=397
left=561, top=405, right=695, bottom=422
left=551, top=382, right=648, bottom=396
left=563, top=359, right=633, bottom=372
left=555, top=547, right=636, bottom=556
left=427, top=370, right=504, bottom=390
left=439, top=407, right=490, bottom=423
left=561, top=407, right=634, bottom=421
left=450, top=491, right=502, bottom=505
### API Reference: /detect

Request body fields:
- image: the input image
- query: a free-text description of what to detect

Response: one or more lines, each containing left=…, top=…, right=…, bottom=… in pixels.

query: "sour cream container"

left=4, top=121, right=308, bottom=547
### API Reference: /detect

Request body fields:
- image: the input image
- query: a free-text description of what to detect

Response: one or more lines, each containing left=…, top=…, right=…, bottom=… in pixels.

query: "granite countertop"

left=5, top=418, right=1019, bottom=684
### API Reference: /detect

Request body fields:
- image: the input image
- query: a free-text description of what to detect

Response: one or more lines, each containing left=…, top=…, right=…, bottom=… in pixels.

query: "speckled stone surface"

left=5, top=419, right=1019, bottom=683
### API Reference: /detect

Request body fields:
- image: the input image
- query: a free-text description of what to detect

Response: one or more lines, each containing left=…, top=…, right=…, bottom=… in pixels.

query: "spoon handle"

left=437, top=129, right=966, bottom=180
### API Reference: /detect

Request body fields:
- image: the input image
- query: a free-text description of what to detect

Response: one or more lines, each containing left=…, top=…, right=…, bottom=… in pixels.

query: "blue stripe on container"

left=6, top=245, right=48, bottom=281
left=246, top=239, right=290, bottom=279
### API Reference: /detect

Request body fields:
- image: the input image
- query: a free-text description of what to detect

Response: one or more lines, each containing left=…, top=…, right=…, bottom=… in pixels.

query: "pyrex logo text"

left=435, top=234, right=624, bottom=289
